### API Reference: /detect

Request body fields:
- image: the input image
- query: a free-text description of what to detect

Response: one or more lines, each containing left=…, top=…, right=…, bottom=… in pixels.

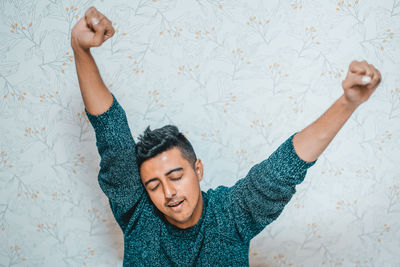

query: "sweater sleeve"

left=224, top=133, right=316, bottom=244
left=85, top=94, right=145, bottom=233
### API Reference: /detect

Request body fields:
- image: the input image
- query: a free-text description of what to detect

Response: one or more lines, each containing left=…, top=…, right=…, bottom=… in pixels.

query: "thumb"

left=90, top=18, right=105, bottom=47
left=342, top=73, right=372, bottom=89
left=360, top=75, right=371, bottom=85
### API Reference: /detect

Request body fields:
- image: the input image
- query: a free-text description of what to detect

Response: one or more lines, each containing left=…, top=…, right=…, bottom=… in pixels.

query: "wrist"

left=340, top=94, right=361, bottom=111
left=71, top=38, right=90, bottom=55
left=72, top=46, right=91, bottom=59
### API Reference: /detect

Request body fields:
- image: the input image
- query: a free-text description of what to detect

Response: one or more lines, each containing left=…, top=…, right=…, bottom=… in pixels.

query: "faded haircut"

left=136, top=125, right=197, bottom=170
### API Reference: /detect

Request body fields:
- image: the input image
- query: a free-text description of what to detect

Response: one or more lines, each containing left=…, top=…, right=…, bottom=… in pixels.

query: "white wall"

left=1, top=0, right=399, bottom=266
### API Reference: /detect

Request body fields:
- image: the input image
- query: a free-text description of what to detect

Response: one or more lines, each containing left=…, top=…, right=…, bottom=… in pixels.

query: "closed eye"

left=150, top=185, right=159, bottom=191
left=150, top=176, right=182, bottom=191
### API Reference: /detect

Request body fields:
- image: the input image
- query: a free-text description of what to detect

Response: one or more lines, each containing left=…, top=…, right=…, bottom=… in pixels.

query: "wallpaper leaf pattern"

left=0, top=0, right=399, bottom=266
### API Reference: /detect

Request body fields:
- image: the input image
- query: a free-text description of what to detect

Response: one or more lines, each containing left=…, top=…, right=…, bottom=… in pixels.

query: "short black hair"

left=136, top=125, right=197, bottom=170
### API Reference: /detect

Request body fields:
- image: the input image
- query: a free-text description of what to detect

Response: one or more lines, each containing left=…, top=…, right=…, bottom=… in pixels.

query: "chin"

left=168, top=210, right=192, bottom=223
left=172, top=212, right=190, bottom=221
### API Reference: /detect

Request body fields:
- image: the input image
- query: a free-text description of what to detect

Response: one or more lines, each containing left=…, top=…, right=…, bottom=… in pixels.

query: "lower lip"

left=169, top=200, right=184, bottom=212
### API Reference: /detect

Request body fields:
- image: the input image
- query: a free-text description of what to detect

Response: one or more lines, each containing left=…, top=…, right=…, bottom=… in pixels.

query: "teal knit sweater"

left=85, top=94, right=316, bottom=266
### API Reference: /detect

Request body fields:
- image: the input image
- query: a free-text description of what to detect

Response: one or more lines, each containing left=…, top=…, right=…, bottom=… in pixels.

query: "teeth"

left=169, top=200, right=182, bottom=207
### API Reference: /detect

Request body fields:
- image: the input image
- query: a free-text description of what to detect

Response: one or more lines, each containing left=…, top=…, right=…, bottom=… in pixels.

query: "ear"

left=194, top=159, right=203, bottom=181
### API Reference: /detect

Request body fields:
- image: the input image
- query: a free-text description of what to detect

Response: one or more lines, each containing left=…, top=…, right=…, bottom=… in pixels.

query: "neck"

left=167, top=192, right=203, bottom=229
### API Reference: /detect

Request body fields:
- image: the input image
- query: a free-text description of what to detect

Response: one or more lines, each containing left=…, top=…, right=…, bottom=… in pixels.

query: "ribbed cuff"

left=84, top=94, right=133, bottom=147
left=282, top=132, right=317, bottom=172
left=85, top=94, right=119, bottom=128
left=262, top=132, right=317, bottom=182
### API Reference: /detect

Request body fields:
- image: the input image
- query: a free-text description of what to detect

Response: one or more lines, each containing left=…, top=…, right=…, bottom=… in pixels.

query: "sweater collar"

left=155, top=191, right=208, bottom=238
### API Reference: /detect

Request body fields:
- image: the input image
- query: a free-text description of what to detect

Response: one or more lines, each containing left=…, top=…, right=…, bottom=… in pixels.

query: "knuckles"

left=349, top=60, right=359, bottom=67
left=86, top=6, right=97, bottom=15
left=374, top=75, right=382, bottom=84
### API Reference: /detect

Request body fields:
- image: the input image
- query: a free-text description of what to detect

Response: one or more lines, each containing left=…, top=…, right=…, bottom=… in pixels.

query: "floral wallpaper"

left=0, top=0, right=399, bottom=266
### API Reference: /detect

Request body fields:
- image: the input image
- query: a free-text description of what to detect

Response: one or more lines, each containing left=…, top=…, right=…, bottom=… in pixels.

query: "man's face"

left=140, top=147, right=204, bottom=229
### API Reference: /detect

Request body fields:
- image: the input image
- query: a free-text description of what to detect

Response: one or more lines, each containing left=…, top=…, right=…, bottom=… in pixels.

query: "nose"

left=163, top=180, right=177, bottom=199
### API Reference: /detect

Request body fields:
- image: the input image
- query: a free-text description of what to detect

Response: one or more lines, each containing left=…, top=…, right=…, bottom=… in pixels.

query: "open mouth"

left=168, top=200, right=184, bottom=207
left=168, top=200, right=185, bottom=211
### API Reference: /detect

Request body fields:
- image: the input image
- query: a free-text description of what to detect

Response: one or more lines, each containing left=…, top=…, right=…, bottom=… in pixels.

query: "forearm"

left=73, top=47, right=113, bottom=115
left=292, top=94, right=359, bottom=162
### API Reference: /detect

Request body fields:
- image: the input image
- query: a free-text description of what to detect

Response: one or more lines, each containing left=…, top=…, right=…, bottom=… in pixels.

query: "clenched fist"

left=342, top=60, right=382, bottom=106
left=71, top=7, right=115, bottom=51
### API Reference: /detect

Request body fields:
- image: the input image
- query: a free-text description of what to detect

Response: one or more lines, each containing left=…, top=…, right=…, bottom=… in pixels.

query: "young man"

left=71, top=7, right=381, bottom=267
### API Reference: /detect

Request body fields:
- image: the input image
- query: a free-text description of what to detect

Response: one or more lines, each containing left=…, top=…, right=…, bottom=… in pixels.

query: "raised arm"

left=71, top=7, right=145, bottom=233
left=71, top=6, right=115, bottom=115
left=220, top=60, right=381, bottom=244
left=293, top=60, right=382, bottom=162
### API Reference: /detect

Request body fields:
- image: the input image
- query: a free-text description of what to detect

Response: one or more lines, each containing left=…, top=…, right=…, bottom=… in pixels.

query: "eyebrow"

left=144, top=167, right=183, bottom=187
